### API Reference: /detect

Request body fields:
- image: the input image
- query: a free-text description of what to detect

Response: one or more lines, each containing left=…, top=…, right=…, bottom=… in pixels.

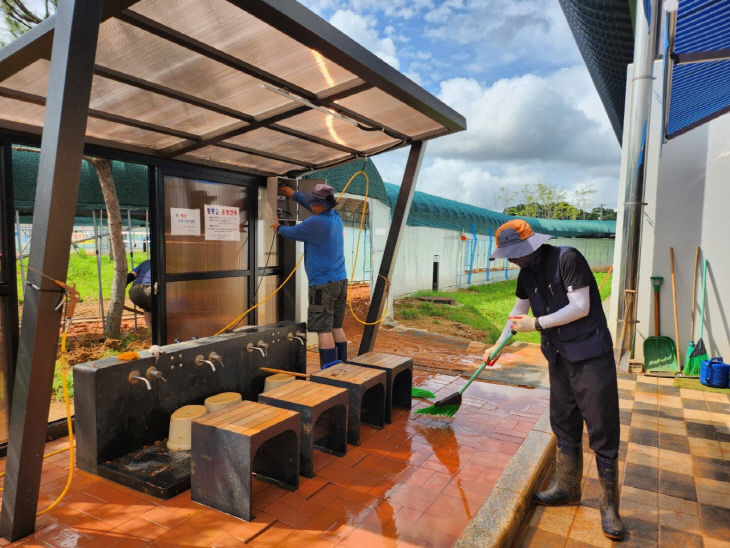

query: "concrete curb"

left=455, top=408, right=555, bottom=548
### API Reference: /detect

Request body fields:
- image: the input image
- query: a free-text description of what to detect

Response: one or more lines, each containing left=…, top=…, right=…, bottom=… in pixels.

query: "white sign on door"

left=170, top=208, right=200, bottom=236
left=204, top=205, right=240, bottom=241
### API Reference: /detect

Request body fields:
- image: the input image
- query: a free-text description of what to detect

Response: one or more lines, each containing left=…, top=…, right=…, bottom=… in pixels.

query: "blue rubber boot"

left=319, top=347, right=337, bottom=368
left=335, top=341, right=348, bottom=362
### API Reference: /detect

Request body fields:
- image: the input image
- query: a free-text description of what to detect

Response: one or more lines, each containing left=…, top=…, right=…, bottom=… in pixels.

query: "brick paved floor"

left=519, top=374, right=730, bottom=548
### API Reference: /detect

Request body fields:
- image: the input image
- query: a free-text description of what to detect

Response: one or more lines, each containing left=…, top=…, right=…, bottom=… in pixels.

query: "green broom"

left=416, top=331, right=516, bottom=417
left=684, top=258, right=708, bottom=377
left=411, top=387, right=435, bottom=399
left=683, top=247, right=700, bottom=372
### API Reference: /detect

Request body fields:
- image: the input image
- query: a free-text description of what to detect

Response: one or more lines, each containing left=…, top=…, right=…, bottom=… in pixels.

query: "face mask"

left=509, top=249, right=539, bottom=269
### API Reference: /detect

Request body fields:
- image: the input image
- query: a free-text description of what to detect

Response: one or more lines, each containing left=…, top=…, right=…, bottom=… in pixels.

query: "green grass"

left=673, top=377, right=730, bottom=394
left=17, top=252, right=142, bottom=304
left=395, top=271, right=612, bottom=345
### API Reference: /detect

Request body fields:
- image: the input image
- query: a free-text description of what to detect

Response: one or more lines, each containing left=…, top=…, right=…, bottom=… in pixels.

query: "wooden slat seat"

left=191, top=400, right=300, bottom=521
left=310, top=363, right=386, bottom=445
left=347, top=352, right=413, bottom=423
left=259, top=380, right=348, bottom=477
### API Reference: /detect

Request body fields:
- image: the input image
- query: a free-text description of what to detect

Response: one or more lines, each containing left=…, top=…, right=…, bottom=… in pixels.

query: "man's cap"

left=489, top=219, right=552, bottom=260
left=308, top=183, right=336, bottom=210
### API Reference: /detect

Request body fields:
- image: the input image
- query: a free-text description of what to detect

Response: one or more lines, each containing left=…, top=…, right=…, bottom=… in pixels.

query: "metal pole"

left=94, top=210, right=105, bottom=332
left=0, top=0, right=102, bottom=539
left=359, top=141, right=426, bottom=354
left=432, top=255, right=439, bottom=291
left=467, top=223, right=477, bottom=285
left=487, top=228, right=492, bottom=281
left=127, top=209, right=137, bottom=330
left=14, top=210, right=25, bottom=293
left=615, top=0, right=660, bottom=366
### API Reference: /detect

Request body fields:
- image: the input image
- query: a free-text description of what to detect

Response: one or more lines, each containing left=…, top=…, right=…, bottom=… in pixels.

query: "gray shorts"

left=308, top=279, right=348, bottom=333
left=129, top=283, right=152, bottom=311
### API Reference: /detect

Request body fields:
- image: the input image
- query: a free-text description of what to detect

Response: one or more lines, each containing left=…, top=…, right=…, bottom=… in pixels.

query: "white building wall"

left=612, top=60, right=730, bottom=362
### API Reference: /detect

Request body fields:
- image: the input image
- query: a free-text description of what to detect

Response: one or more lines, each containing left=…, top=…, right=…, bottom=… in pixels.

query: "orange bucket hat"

left=489, top=219, right=552, bottom=260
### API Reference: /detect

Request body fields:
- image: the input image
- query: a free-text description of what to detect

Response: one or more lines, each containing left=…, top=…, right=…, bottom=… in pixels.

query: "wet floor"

left=1, top=367, right=548, bottom=547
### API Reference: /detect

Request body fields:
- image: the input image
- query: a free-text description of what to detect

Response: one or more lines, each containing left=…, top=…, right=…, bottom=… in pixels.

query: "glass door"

left=159, top=172, right=257, bottom=343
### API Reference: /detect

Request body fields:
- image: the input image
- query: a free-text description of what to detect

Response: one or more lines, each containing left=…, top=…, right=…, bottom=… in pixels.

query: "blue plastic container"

left=700, top=357, right=730, bottom=388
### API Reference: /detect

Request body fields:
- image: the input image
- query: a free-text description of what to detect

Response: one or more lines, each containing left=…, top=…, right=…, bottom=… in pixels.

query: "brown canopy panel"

left=0, top=0, right=466, bottom=176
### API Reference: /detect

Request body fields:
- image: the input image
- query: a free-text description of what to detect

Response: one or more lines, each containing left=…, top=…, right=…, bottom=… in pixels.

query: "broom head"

left=411, top=387, right=436, bottom=399
left=684, top=338, right=707, bottom=377
left=415, top=392, right=462, bottom=417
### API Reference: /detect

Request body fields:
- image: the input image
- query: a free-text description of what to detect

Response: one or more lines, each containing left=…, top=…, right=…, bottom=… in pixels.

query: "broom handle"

left=690, top=246, right=699, bottom=340
left=260, top=367, right=309, bottom=379
left=670, top=248, right=680, bottom=366
left=698, top=259, right=707, bottom=340
left=459, top=331, right=516, bottom=395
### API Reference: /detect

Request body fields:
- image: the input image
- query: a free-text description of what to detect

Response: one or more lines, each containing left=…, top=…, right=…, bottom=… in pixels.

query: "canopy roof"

left=0, top=0, right=465, bottom=177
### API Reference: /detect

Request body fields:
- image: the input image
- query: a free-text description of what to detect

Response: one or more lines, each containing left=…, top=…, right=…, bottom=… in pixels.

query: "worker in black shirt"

left=485, top=219, right=623, bottom=541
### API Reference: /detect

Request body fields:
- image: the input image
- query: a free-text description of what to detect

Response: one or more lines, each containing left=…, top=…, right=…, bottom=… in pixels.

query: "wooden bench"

left=347, top=352, right=413, bottom=423
left=310, top=363, right=386, bottom=446
left=191, top=400, right=299, bottom=521
left=259, top=380, right=348, bottom=478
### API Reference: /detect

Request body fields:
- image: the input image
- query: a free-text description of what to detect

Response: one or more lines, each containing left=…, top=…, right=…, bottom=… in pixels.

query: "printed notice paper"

left=204, top=205, right=240, bottom=241
left=170, top=208, right=200, bottom=236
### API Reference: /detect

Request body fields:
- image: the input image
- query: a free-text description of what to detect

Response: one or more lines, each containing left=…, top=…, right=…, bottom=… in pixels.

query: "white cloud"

left=425, top=0, right=580, bottom=68
left=432, top=71, right=618, bottom=166
left=328, top=10, right=400, bottom=69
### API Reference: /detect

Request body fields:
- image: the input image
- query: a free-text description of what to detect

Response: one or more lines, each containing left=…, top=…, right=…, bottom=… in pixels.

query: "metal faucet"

left=246, top=341, right=266, bottom=357
left=195, top=354, right=216, bottom=372
left=128, top=370, right=152, bottom=391
left=146, top=366, right=168, bottom=383
left=208, top=351, right=224, bottom=367
left=287, top=332, right=305, bottom=345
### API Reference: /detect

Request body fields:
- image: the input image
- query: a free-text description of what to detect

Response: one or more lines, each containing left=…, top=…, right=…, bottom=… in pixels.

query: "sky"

left=300, top=0, right=622, bottom=212
left=0, top=0, right=623, bottom=212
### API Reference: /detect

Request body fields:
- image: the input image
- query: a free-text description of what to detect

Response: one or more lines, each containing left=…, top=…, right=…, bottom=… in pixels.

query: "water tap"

left=208, top=351, right=224, bottom=367
left=128, top=370, right=152, bottom=391
left=287, top=332, right=305, bottom=345
left=146, top=366, right=168, bottom=383
left=246, top=341, right=267, bottom=357
left=195, top=354, right=216, bottom=371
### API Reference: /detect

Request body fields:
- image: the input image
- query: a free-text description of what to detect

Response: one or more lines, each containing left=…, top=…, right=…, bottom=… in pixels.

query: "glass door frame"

left=152, top=165, right=262, bottom=343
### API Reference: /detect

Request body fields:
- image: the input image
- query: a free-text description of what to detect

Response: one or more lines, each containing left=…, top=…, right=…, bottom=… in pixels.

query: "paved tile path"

left=520, top=373, right=730, bottom=548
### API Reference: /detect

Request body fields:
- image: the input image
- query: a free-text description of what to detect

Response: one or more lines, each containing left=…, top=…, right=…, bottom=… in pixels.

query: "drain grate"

left=97, top=441, right=191, bottom=499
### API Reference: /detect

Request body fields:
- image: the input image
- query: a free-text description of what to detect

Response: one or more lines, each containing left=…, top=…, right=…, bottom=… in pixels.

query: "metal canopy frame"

left=0, top=0, right=465, bottom=541
left=0, top=0, right=465, bottom=177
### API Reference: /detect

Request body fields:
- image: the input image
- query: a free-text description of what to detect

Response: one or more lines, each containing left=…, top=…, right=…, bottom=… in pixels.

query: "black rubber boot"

left=318, top=347, right=338, bottom=368
left=534, top=438, right=582, bottom=506
left=335, top=341, right=348, bottom=362
left=596, top=455, right=625, bottom=541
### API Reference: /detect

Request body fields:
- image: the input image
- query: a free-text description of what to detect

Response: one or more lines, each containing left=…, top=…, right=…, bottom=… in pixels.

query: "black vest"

left=518, top=246, right=613, bottom=363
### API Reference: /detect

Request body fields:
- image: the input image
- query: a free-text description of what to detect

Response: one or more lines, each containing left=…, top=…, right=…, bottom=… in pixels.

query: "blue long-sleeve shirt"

left=278, top=192, right=347, bottom=286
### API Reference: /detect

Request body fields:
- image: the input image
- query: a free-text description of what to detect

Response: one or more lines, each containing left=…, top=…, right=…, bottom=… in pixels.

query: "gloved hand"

left=509, top=314, right=536, bottom=333
left=483, top=344, right=499, bottom=364
left=278, top=184, right=294, bottom=198
left=126, top=272, right=136, bottom=285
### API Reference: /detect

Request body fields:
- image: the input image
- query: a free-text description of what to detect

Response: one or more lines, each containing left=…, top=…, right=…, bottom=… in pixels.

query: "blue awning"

left=666, top=0, right=730, bottom=138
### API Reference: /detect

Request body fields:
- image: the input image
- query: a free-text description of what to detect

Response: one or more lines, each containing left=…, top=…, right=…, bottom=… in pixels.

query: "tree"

left=5, top=3, right=129, bottom=337
left=573, top=184, right=597, bottom=219
left=1, top=0, right=55, bottom=41
left=84, top=157, right=127, bottom=338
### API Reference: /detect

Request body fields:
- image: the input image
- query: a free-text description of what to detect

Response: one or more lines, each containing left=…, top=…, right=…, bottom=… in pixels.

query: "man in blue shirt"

left=127, top=259, right=152, bottom=328
left=273, top=183, right=349, bottom=367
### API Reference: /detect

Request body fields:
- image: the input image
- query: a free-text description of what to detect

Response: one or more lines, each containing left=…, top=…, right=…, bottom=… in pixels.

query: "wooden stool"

left=258, top=380, right=348, bottom=478
left=310, top=363, right=386, bottom=446
left=347, top=352, right=413, bottom=423
left=191, top=401, right=299, bottom=521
